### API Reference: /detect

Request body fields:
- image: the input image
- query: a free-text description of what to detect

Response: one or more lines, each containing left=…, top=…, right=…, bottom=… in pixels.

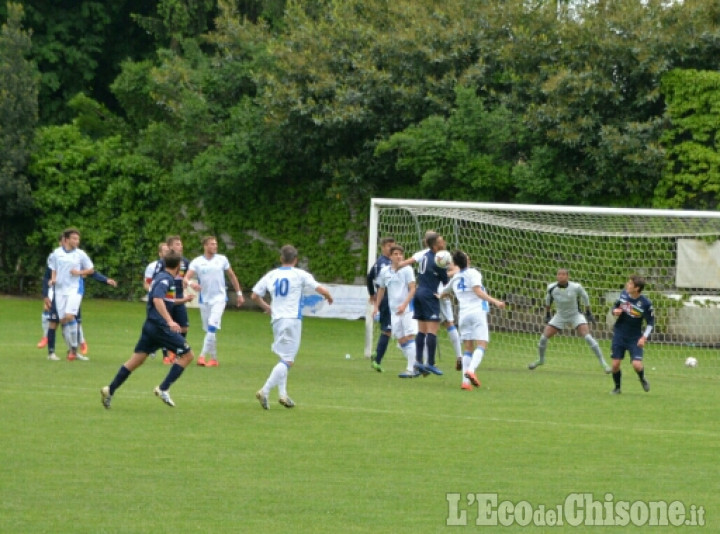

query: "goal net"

left=367, top=198, right=720, bottom=376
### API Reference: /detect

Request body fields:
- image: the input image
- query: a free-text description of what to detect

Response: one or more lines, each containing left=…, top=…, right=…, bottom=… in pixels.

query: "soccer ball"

left=435, top=250, right=452, bottom=269
left=685, top=356, right=698, bottom=368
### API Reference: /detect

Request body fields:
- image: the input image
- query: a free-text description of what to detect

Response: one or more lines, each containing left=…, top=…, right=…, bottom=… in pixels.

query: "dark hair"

left=389, top=244, right=405, bottom=255
left=630, top=274, right=646, bottom=292
left=280, top=244, right=298, bottom=264
left=164, top=250, right=181, bottom=269
left=425, top=232, right=440, bottom=250
left=452, top=250, right=468, bottom=269
left=380, top=237, right=395, bottom=246
left=62, top=227, right=80, bottom=239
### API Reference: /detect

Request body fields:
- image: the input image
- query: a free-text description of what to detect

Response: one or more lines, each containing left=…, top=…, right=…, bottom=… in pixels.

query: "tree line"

left=2, top=0, right=720, bottom=297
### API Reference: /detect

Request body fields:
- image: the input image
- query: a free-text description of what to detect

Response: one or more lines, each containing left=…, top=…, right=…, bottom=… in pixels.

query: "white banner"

left=676, top=239, right=720, bottom=289
left=301, top=284, right=368, bottom=320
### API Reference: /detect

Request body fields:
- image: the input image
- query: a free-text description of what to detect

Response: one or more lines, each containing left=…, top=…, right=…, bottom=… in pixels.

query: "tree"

left=0, top=2, right=38, bottom=292
left=655, top=69, right=720, bottom=210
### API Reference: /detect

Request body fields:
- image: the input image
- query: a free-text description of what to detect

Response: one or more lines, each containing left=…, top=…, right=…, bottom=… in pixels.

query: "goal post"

left=366, top=198, right=720, bottom=373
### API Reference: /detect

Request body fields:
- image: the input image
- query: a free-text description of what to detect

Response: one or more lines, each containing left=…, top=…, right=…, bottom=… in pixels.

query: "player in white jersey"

left=441, top=251, right=505, bottom=390
left=144, top=242, right=170, bottom=292
left=373, top=245, right=419, bottom=378
left=185, top=236, right=243, bottom=367
left=251, top=245, right=333, bottom=409
left=401, top=230, right=463, bottom=370
left=528, top=268, right=610, bottom=373
left=48, top=228, right=94, bottom=361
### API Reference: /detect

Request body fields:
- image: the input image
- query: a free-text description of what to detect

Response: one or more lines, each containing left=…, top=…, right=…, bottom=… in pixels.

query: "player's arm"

left=226, top=267, right=244, bottom=306
left=473, top=285, right=505, bottom=309
left=397, top=256, right=416, bottom=269
left=398, top=281, right=415, bottom=314
left=544, top=286, right=554, bottom=322
left=366, top=266, right=376, bottom=299
left=88, top=270, right=118, bottom=288
left=374, top=286, right=385, bottom=316
left=316, top=285, right=333, bottom=305
left=577, top=284, right=595, bottom=323
left=184, top=268, right=199, bottom=291
left=638, top=302, right=655, bottom=347
left=251, top=291, right=271, bottom=314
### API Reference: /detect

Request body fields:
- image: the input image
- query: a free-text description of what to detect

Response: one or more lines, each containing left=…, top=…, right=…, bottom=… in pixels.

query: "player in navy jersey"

left=100, top=251, right=195, bottom=408
left=610, top=274, right=654, bottom=394
left=366, top=236, right=395, bottom=372
left=153, top=236, right=194, bottom=363
left=411, top=232, right=449, bottom=375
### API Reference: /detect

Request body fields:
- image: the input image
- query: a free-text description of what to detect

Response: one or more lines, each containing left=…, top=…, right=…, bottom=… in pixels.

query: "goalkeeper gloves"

left=584, top=308, right=596, bottom=324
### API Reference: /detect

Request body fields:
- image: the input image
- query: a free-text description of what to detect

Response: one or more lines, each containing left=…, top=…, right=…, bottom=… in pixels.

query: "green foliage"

left=28, top=123, right=192, bottom=298
left=376, top=86, right=522, bottom=201
left=0, top=2, right=38, bottom=292
left=655, top=69, right=720, bottom=209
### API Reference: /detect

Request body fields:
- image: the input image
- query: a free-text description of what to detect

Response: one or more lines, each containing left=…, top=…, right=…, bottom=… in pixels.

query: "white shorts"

left=391, top=312, right=417, bottom=340
left=459, top=309, right=489, bottom=342
left=271, top=318, right=302, bottom=361
left=549, top=312, right=587, bottom=331
left=55, top=293, right=82, bottom=319
left=200, top=300, right=226, bottom=332
left=440, top=298, right=455, bottom=323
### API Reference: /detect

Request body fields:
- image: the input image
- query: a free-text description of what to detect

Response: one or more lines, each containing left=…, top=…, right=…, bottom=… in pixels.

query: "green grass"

left=0, top=296, right=717, bottom=533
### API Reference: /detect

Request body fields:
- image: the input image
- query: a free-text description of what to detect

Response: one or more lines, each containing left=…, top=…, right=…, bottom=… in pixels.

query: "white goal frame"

left=365, top=198, right=720, bottom=368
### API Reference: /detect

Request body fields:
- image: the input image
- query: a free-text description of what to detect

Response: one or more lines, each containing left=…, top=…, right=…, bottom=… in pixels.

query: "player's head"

left=280, top=244, right=298, bottom=266
left=627, top=274, right=646, bottom=294
left=389, top=244, right=404, bottom=265
left=426, top=232, right=444, bottom=252
left=62, top=228, right=81, bottom=249
left=157, top=242, right=169, bottom=257
left=452, top=250, right=468, bottom=270
left=202, top=236, right=218, bottom=255
left=423, top=230, right=436, bottom=247
left=556, top=268, right=569, bottom=285
left=380, top=237, right=395, bottom=256
left=166, top=235, right=183, bottom=254
left=164, top=250, right=182, bottom=270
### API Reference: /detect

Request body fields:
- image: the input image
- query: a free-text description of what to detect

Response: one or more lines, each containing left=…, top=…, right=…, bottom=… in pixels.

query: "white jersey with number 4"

left=252, top=266, right=320, bottom=321
left=188, top=253, right=232, bottom=305
left=445, top=268, right=490, bottom=313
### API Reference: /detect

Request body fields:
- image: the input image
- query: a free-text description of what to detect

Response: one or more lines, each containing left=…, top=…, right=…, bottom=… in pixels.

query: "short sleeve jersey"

left=377, top=265, right=415, bottom=311
left=613, top=290, right=655, bottom=338
left=448, top=267, right=489, bottom=313
left=147, top=270, right=176, bottom=325
left=49, top=246, right=94, bottom=296
left=252, top=266, right=321, bottom=321
left=188, top=253, right=231, bottom=305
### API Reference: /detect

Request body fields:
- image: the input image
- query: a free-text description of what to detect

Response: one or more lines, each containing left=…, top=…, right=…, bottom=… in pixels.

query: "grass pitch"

left=0, top=296, right=717, bottom=533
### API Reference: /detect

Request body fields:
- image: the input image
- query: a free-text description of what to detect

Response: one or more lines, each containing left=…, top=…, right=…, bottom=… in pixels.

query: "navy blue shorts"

left=413, top=289, right=441, bottom=322
left=611, top=335, right=644, bottom=361
left=172, top=304, right=189, bottom=328
left=48, top=296, right=59, bottom=322
left=134, top=320, right=191, bottom=356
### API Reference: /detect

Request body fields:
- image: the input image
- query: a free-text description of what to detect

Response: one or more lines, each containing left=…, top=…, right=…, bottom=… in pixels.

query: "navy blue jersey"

left=415, top=250, right=449, bottom=297
left=147, top=270, right=177, bottom=325
left=153, top=256, right=190, bottom=298
left=613, top=290, right=654, bottom=339
left=366, top=255, right=392, bottom=297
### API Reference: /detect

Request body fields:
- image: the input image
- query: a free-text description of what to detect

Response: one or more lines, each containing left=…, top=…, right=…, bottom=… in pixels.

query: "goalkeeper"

left=528, top=268, right=610, bottom=373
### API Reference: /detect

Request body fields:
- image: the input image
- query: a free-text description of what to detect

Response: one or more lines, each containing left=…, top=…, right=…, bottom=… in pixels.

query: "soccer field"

left=0, top=296, right=716, bottom=533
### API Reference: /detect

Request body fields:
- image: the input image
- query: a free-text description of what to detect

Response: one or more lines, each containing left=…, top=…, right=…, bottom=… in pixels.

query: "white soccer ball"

left=685, top=356, right=698, bottom=368
left=435, top=250, right=452, bottom=269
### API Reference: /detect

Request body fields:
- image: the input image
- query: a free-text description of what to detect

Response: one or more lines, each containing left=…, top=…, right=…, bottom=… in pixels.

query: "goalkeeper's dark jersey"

left=612, top=290, right=655, bottom=339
